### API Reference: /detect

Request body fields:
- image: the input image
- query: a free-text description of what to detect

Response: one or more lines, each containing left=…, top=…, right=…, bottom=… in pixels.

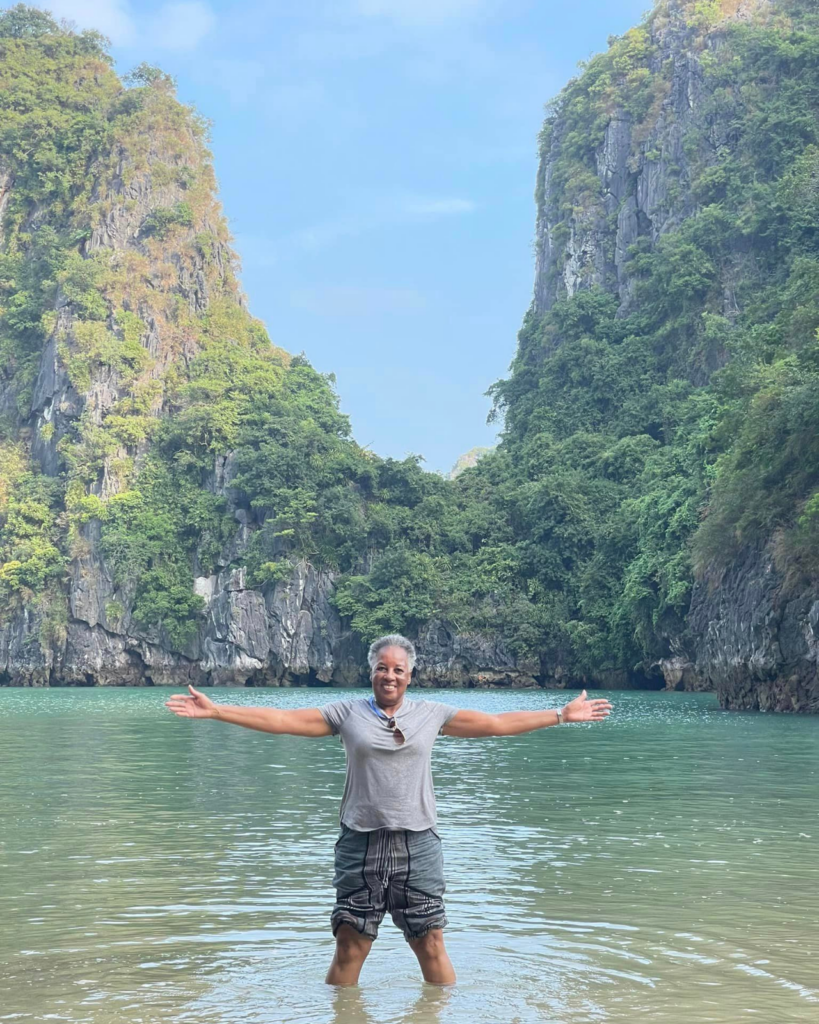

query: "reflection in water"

left=0, top=687, right=818, bottom=1023
left=331, top=984, right=451, bottom=1024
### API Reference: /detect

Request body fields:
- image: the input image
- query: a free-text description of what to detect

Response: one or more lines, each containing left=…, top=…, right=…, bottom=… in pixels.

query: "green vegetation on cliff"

left=0, top=6, right=463, bottom=650
left=466, top=0, right=819, bottom=676
left=0, top=1, right=817, bottom=684
left=332, top=0, right=819, bottom=677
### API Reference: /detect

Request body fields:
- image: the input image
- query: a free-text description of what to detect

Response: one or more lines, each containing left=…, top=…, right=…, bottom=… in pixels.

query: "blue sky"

left=39, top=0, right=647, bottom=473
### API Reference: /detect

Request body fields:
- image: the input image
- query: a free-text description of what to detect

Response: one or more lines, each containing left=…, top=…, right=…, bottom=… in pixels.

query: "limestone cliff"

left=534, top=0, right=772, bottom=321
left=689, top=541, right=819, bottom=711
left=526, top=0, right=819, bottom=710
left=2, top=3, right=817, bottom=708
left=448, top=447, right=493, bottom=480
left=0, top=13, right=535, bottom=689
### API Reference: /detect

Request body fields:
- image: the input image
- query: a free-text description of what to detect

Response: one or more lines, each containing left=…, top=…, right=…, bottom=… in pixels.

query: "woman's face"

left=371, top=646, right=410, bottom=709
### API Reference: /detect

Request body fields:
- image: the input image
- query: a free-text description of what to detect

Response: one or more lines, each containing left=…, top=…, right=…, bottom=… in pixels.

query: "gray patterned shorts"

left=331, top=824, right=448, bottom=942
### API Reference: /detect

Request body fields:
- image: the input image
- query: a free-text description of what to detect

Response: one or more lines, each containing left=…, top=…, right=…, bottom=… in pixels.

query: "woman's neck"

left=373, top=694, right=404, bottom=715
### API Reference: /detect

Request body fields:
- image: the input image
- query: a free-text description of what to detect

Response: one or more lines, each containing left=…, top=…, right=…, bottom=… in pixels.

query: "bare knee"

left=326, top=924, right=373, bottom=986
left=411, top=928, right=446, bottom=959
left=334, top=925, right=371, bottom=965
left=409, top=928, right=455, bottom=984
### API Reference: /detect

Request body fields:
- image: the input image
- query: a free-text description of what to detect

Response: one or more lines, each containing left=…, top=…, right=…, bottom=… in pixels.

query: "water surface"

left=0, top=687, right=817, bottom=1023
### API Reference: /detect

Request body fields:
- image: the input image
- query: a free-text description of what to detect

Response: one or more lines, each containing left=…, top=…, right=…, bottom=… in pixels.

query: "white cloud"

left=36, top=0, right=216, bottom=52
left=291, top=285, right=427, bottom=317
left=150, top=2, right=216, bottom=52
left=39, top=0, right=136, bottom=45
left=352, top=0, right=491, bottom=27
left=403, top=197, right=476, bottom=215
left=292, top=192, right=477, bottom=251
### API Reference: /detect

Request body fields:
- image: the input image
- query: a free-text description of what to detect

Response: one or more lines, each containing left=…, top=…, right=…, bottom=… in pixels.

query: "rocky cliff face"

left=689, top=542, right=819, bottom=712
left=3, top=4, right=815, bottom=706
left=528, top=0, right=819, bottom=710
left=534, top=0, right=771, bottom=321
left=0, top=21, right=543, bottom=690
left=0, top=68, right=263, bottom=687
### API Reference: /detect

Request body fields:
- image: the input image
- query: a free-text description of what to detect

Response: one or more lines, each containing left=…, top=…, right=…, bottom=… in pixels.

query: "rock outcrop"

left=689, top=542, right=819, bottom=712
left=3, top=3, right=815, bottom=707
left=0, top=556, right=366, bottom=689
left=534, top=0, right=770, bottom=320
left=0, top=556, right=547, bottom=688
left=0, top=31, right=549, bottom=692
left=528, top=0, right=818, bottom=710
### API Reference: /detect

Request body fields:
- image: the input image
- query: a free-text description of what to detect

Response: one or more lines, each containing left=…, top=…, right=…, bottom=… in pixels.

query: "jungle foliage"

left=0, top=2, right=817, bottom=678
left=465, top=0, right=819, bottom=675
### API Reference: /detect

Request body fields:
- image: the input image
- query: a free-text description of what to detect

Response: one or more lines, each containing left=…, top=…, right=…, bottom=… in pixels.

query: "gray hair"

left=367, top=634, right=416, bottom=674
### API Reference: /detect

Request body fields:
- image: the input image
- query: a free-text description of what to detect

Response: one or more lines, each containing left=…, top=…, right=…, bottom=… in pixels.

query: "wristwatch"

left=556, top=708, right=564, bottom=725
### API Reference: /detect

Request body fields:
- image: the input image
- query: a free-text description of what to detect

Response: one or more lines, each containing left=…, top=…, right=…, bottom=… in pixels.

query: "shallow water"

left=0, top=687, right=817, bottom=1023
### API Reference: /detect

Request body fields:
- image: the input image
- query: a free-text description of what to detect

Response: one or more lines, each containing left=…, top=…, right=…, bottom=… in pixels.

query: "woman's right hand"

left=165, top=684, right=217, bottom=719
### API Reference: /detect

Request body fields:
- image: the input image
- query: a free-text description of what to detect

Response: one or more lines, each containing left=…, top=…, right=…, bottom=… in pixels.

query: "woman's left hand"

left=562, top=689, right=612, bottom=723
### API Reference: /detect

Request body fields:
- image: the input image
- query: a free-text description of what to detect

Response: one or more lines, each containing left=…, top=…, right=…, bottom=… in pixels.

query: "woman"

left=165, top=633, right=612, bottom=985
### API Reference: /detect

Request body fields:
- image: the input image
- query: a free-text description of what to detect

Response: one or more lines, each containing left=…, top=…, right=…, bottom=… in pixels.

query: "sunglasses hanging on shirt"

left=368, top=696, right=405, bottom=745
left=385, top=715, right=405, bottom=745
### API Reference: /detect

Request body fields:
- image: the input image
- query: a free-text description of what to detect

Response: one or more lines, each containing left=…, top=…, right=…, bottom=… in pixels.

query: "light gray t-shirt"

left=320, top=697, right=459, bottom=832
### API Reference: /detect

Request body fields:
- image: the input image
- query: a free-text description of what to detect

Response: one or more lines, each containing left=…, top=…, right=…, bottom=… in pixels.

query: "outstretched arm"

left=165, top=685, right=332, bottom=737
left=441, top=689, right=612, bottom=738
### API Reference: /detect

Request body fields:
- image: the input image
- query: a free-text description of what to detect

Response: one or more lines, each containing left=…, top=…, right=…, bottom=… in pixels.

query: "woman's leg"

left=408, top=928, right=456, bottom=985
left=325, top=923, right=373, bottom=985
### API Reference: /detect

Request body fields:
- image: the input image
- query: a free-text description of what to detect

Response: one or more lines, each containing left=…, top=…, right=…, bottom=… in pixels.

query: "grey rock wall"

left=689, top=542, right=819, bottom=712
left=533, top=1, right=766, bottom=318
left=0, top=550, right=551, bottom=689
left=527, top=0, right=819, bottom=710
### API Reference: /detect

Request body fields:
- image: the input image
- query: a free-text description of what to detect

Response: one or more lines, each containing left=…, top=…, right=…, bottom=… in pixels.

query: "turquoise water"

left=0, top=687, right=817, bottom=1023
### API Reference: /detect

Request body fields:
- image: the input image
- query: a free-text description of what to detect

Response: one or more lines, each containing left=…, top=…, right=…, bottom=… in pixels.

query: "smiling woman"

left=165, top=632, right=612, bottom=986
